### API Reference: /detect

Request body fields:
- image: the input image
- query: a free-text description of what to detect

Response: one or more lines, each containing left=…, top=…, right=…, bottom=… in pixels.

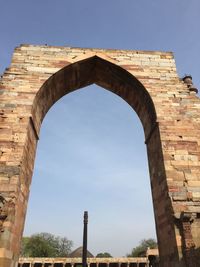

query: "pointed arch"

left=32, top=56, right=157, bottom=139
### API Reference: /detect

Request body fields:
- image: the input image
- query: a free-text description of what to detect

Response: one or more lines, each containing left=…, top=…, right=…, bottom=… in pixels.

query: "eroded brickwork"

left=0, top=45, right=200, bottom=267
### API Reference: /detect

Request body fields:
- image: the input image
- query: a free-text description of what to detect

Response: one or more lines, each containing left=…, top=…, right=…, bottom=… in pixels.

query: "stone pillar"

left=146, top=125, right=187, bottom=267
left=180, top=213, right=197, bottom=267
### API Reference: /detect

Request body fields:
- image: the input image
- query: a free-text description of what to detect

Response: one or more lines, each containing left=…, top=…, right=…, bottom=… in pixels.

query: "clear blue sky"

left=0, top=0, right=200, bottom=257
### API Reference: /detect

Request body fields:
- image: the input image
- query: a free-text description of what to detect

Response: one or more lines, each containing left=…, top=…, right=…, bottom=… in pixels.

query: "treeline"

left=21, top=232, right=157, bottom=258
left=127, top=238, right=157, bottom=257
left=21, top=232, right=73, bottom=257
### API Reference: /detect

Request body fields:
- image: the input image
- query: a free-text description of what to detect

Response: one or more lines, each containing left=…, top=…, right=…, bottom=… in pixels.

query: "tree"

left=127, top=238, right=157, bottom=257
left=96, top=252, right=112, bottom=258
left=56, top=237, right=73, bottom=257
left=21, top=232, right=73, bottom=257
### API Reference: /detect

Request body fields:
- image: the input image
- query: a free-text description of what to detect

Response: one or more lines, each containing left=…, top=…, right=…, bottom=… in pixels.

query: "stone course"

left=0, top=45, right=200, bottom=267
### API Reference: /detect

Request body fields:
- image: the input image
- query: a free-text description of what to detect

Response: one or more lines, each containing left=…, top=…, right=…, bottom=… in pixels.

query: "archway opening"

left=23, top=84, right=156, bottom=257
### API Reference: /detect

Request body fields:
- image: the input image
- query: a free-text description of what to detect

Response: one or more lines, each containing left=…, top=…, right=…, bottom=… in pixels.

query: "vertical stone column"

left=146, top=125, right=181, bottom=267
left=178, top=212, right=197, bottom=267
left=0, top=116, right=38, bottom=267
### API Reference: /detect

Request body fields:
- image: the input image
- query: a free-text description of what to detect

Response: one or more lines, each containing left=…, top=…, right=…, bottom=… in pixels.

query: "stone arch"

left=26, top=56, right=167, bottom=264
left=0, top=54, right=172, bottom=267
left=1, top=45, right=200, bottom=267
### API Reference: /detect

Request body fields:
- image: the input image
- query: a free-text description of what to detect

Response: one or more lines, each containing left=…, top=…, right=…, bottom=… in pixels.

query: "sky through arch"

left=24, top=84, right=156, bottom=257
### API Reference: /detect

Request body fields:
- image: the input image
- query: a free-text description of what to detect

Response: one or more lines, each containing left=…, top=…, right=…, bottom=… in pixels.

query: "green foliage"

left=21, top=232, right=73, bottom=257
left=127, top=238, right=157, bottom=257
left=96, top=252, right=112, bottom=258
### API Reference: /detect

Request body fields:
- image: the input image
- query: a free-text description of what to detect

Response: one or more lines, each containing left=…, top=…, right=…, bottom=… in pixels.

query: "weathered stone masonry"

left=0, top=45, right=200, bottom=267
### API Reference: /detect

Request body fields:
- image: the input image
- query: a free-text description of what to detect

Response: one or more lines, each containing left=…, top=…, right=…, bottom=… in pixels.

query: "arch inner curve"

left=32, top=56, right=157, bottom=139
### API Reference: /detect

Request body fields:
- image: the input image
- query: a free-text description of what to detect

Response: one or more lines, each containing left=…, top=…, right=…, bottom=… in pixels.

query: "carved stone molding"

left=0, top=194, right=16, bottom=233
left=0, top=195, right=8, bottom=232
